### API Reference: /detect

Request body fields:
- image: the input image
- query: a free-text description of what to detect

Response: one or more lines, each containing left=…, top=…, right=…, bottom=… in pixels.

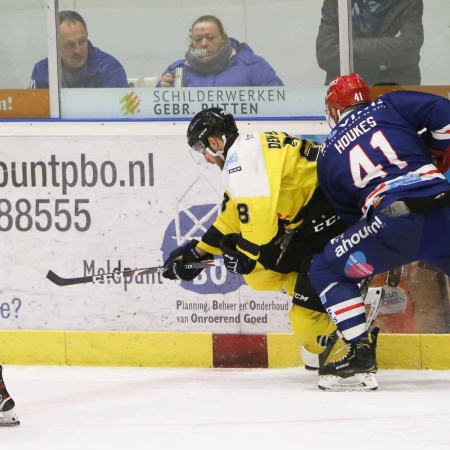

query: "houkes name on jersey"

left=330, top=114, right=378, bottom=154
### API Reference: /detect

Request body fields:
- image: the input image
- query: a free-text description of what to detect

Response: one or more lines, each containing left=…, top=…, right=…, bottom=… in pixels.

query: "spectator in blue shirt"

left=30, top=10, right=128, bottom=88
left=157, top=15, right=283, bottom=88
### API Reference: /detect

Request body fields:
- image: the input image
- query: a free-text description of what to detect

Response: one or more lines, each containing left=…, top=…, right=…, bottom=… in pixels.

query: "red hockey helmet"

left=325, top=73, right=371, bottom=126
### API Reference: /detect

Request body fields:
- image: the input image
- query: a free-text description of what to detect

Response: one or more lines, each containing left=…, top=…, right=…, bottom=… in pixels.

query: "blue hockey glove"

left=220, top=234, right=256, bottom=275
left=162, top=239, right=211, bottom=281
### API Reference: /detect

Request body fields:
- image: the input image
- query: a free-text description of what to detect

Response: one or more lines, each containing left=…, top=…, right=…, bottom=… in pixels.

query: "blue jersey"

left=319, top=91, right=450, bottom=225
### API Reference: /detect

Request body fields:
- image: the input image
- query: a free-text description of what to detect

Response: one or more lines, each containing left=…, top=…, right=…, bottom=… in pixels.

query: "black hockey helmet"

left=187, top=108, right=238, bottom=157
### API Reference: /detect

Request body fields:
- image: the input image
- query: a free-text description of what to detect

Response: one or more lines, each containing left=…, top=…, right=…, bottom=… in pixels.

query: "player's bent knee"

left=289, top=304, right=337, bottom=354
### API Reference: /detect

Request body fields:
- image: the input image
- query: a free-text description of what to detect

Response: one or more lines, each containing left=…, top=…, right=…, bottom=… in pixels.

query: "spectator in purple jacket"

left=29, top=10, right=128, bottom=88
left=157, top=15, right=283, bottom=88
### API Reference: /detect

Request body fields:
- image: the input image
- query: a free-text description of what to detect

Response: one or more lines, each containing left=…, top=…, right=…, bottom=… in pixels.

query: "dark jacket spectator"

left=316, top=0, right=424, bottom=86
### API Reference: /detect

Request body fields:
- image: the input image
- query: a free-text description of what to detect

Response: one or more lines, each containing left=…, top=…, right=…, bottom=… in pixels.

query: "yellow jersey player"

left=162, top=108, right=379, bottom=363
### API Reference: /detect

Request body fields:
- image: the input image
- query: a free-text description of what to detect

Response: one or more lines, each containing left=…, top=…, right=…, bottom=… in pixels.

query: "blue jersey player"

left=308, top=73, right=450, bottom=391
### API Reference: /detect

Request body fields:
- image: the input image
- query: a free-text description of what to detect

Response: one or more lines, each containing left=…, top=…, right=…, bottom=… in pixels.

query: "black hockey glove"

left=220, top=234, right=256, bottom=275
left=162, top=239, right=212, bottom=281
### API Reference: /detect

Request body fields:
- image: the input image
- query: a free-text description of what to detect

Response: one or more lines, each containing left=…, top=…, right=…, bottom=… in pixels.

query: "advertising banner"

left=1, top=132, right=448, bottom=334
left=60, top=86, right=450, bottom=121
left=370, top=85, right=450, bottom=102
left=0, top=134, right=295, bottom=333
left=60, top=86, right=327, bottom=120
left=0, top=89, right=50, bottom=119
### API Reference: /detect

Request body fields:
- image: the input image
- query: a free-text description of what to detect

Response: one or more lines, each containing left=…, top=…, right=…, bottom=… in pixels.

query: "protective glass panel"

left=58, top=0, right=329, bottom=120
left=344, top=0, right=450, bottom=333
left=0, top=0, right=49, bottom=118
left=347, top=0, right=450, bottom=92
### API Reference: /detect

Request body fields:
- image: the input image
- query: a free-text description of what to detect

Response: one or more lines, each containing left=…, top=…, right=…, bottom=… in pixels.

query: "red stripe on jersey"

left=336, top=301, right=365, bottom=316
left=419, top=168, right=441, bottom=176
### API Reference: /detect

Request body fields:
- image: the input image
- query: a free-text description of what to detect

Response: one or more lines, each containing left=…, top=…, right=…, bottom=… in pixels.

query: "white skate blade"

left=318, top=373, right=378, bottom=392
left=0, top=409, right=20, bottom=427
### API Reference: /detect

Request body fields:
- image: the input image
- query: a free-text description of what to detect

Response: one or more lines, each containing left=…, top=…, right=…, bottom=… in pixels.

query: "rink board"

left=0, top=330, right=448, bottom=370
left=0, top=127, right=328, bottom=336
left=0, top=122, right=449, bottom=372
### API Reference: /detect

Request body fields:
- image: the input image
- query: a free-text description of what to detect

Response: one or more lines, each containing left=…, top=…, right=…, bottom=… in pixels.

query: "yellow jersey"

left=199, top=132, right=321, bottom=259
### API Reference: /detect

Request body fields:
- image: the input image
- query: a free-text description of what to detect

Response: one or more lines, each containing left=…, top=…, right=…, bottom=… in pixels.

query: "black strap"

left=402, top=191, right=450, bottom=214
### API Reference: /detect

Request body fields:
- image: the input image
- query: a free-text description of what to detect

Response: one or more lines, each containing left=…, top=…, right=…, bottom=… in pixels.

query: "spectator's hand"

left=379, top=31, right=401, bottom=71
left=220, top=234, right=256, bottom=275
left=160, top=73, right=174, bottom=88
left=162, top=239, right=211, bottom=281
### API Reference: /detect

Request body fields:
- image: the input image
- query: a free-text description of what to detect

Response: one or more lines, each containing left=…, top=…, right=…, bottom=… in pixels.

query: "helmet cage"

left=190, top=139, right=207, bottom=154
left=189, top=139, right=225, bottom=163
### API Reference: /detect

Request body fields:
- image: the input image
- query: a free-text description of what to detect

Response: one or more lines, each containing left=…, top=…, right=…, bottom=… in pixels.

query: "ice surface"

left=3, top=366, right=450, bottom=449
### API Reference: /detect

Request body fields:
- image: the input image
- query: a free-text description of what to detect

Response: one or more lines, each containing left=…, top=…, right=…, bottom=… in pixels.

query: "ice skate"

left=318, top=327, right=379, bottom=392
left=0, top=366, right=20, bottom=426
left=301, top=286, right=383, bottom=371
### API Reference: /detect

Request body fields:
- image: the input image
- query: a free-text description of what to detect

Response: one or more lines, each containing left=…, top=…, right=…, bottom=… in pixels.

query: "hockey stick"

left=364, top=286, right=384, bottom=331
left=46, top=260, right=220, bottom=287
left=16, top=250, right=222, bottom=287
